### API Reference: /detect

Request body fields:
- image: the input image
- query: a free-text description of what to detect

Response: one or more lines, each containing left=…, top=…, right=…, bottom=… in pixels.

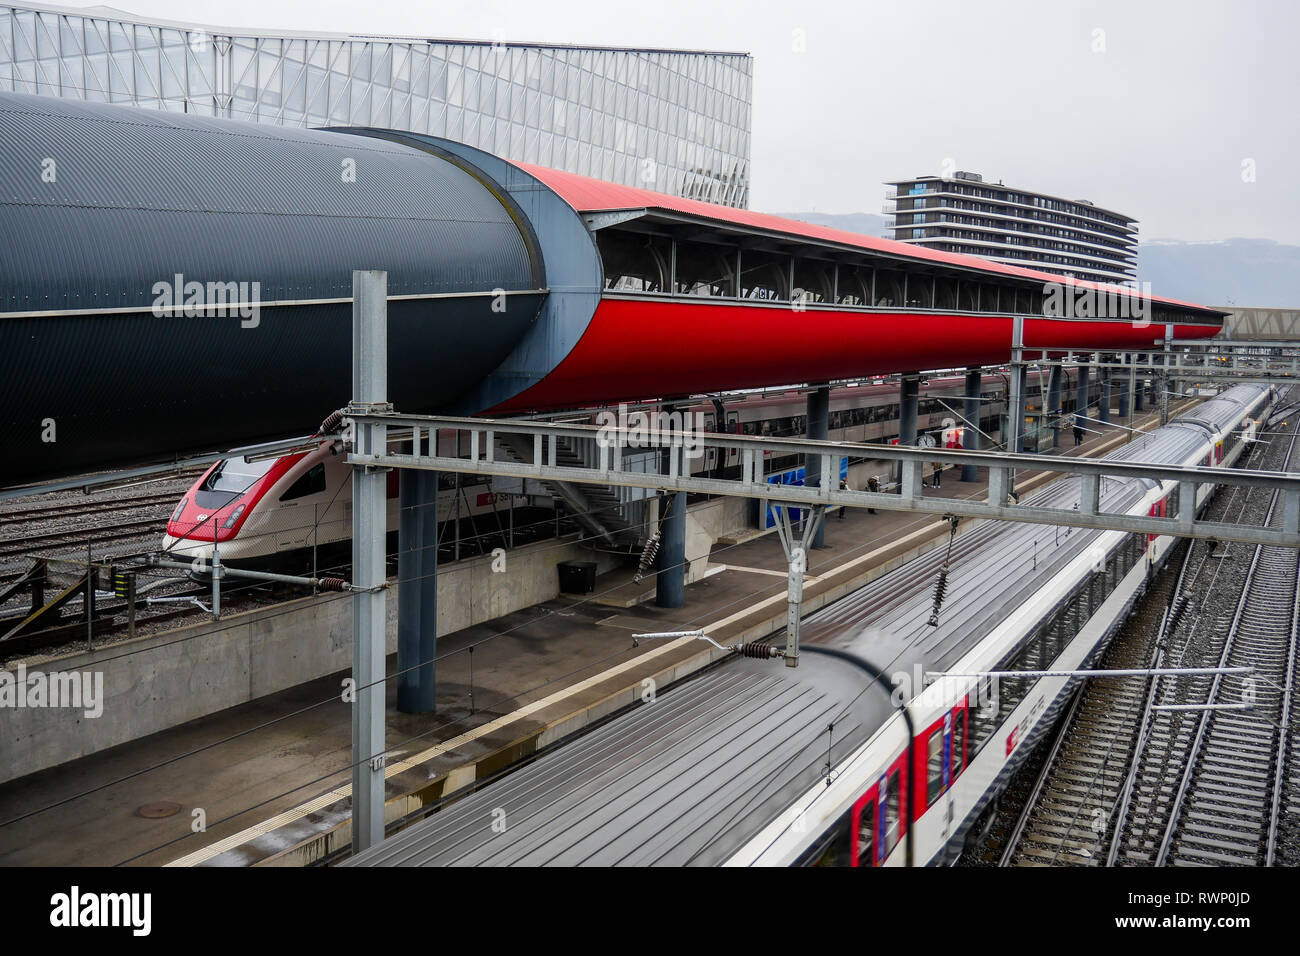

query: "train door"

left=913, top=699, right=969, bottom=841
left=849, top=750, right=909, bottom=866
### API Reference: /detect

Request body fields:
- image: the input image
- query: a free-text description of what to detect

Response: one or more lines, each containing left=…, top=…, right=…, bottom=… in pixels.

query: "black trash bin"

left=557, top=560, right=598, bottom=594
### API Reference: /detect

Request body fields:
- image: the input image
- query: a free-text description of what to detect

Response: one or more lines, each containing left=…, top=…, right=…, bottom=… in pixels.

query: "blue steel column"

left=656, top=434, right=686, bottom=608
left=1099, top=363, right=1112, bottom=424
left=1119, top=356, right=1132, bottom=419
left=805, top=386, right=830, bottom=546
left=1047, top=365, right=1064, bottom=448
left=1076, top=363, right=1091, bottom=433
left=898, top=373, right=920, bottom=487
left=961, top=368, right=981, bottom=482
left=350, top=270, right=388, bottom=854
left=397, top=468, right=438, bottom=714
left=1134, top=357, right=1146, bottom=412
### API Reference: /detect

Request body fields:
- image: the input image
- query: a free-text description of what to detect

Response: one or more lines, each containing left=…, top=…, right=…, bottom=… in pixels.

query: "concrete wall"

left=0, top=535, right=619, bottom=784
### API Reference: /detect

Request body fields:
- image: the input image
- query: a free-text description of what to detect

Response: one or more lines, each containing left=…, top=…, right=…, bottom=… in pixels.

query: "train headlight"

left=170, top=497, right=187, bottom=522
left=223, top=503, right=247, bottom=529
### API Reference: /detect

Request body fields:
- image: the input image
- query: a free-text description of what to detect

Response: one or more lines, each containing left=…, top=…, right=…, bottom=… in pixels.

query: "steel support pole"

left=962, top=368, right=981, bottom=481
left=805, top=385, right=830, bottom=546
left=1134, top=355, right=1145, bottom=412
left=1047, top=364, right=1063, bottom=449
left=350, top=270, right=389, bottom=855
left=1008, top=316, right=1026, bottom=490
left=397, top=467, right=438, bottom=714
left=898, top=373, right=920, bottom=487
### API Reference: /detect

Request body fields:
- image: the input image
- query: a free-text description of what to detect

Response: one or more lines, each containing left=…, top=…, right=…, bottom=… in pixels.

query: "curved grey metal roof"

left=0, top=92, right=539, bottom=311
left=0, top=93, right=547, bottom=483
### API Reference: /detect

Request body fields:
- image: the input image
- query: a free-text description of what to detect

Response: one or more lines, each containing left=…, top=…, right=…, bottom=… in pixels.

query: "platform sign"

left=757, top=457, right=849, bottom=529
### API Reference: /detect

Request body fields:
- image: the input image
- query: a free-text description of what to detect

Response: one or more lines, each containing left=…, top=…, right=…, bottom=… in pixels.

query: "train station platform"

left=0, top=405, right=1188, bottom=867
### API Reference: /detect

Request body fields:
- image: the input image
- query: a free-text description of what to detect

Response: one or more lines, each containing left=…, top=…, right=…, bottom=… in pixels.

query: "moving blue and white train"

left=346, top=384, right=1275, bottom=867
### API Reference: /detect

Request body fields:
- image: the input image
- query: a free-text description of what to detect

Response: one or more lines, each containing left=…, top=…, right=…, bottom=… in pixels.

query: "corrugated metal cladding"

left=0, top=91, right=539, bottom=311
left=346, top=659, right=881, bottom=867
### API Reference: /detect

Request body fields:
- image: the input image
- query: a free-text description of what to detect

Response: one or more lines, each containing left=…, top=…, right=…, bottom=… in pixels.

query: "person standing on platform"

left=837, top=478, right=848, bottom=519
left=932, top=462, right=943, bottom=488
left=866, top=474, right=879, bottom=514
left=1071, top=414, right=1085, bottom=447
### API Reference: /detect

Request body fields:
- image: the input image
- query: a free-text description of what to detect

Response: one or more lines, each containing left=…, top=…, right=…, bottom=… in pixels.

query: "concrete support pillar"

left=1047, top=365, right=1064, bottom=448
left=656, top=485, right=686, bottom=608
left=961, top=368, right=981, bottom=482
left=397, top=468, right=438, bottom=714
left=898, top=373, right=920, bottom=486
left=805, top=386, right=830, bottom=547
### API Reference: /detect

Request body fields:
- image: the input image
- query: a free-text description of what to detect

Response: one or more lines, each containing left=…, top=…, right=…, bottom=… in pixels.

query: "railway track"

left=1002, top=407, right=1299, bottom=867
left=0, top=490, right=180, bottom=523
left=1132, top=422, right=1299, bottom=866
left=0, top=517, right=170, bottom=561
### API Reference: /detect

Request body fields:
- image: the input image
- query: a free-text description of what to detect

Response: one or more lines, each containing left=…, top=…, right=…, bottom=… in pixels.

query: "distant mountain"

left=775, top=213, right=1299, bottom=308
left=775, top=211, right=893, bottom=240
left=1137, top=238, right=1300, bottom=308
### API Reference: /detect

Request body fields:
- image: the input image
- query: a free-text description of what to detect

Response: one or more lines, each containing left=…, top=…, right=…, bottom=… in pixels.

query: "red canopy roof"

left=515, top=162, right=1219, bottom=316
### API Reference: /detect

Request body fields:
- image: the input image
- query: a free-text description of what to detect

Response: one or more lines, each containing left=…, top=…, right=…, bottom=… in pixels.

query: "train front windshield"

left=206, top=457, right=275, bottom=495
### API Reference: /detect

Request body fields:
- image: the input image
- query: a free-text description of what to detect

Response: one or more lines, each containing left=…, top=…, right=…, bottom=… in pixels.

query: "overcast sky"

left=75, top=0, right=1300, bottom=244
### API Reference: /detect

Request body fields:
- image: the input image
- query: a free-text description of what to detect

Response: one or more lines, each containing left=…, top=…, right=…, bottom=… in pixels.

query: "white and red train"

left=161, top=369, right=1118, bottom=564
left=343, top=384, right=1272, bottom=867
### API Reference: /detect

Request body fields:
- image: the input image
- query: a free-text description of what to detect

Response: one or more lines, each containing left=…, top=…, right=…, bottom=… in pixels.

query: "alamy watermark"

left=151, top=273, right=261, bottom=329
left=594, top=403, right=708, bottom=459
left=0, top=664, right=103, bottom=719
left=1041, top=279, right=1152, bottom=328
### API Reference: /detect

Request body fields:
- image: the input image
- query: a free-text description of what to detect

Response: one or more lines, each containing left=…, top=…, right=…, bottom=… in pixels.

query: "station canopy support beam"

left=344, top=409, right=1300, bottom=549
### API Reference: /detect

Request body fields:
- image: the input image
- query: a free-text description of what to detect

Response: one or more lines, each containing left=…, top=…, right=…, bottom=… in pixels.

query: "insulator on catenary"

left=318, top=410, right=345, bottom=435
left=927, top=567, right=949, bottom=627
left=739, top=643, right=780, bottom=659
left=632, top=531, right=662, bottom=584
left=317, top=577, right=348, bottom=592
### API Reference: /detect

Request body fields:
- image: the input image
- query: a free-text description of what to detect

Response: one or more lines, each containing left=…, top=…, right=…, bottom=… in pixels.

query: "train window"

left=926, top=727, right=945, bottom=804
left=883, top=770, right=901, bottom=855
left=797, top=812, right=852, bottom=867
left=674, top=239, right=736, bottom=297
left=205, top=456, right=275, bottom=495
left=281, top=463, right=327, bottom=501
left=952, top=708, right=966, bottom=776
left=854, top=797, right=876, bottom=867
left=906, top=274, right=933, bottom=309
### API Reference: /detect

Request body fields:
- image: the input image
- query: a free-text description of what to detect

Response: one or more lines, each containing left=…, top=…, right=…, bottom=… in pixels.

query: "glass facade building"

left=885, top=171, right=1138, bottom=286
left=0, top=2, right=753, bottom=206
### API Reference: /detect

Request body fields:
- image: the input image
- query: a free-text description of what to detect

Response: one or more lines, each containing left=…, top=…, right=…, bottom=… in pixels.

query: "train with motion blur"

left=344, top=384, right=1274, bottom=867
left=161, top=368, right=1130, bottom=565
